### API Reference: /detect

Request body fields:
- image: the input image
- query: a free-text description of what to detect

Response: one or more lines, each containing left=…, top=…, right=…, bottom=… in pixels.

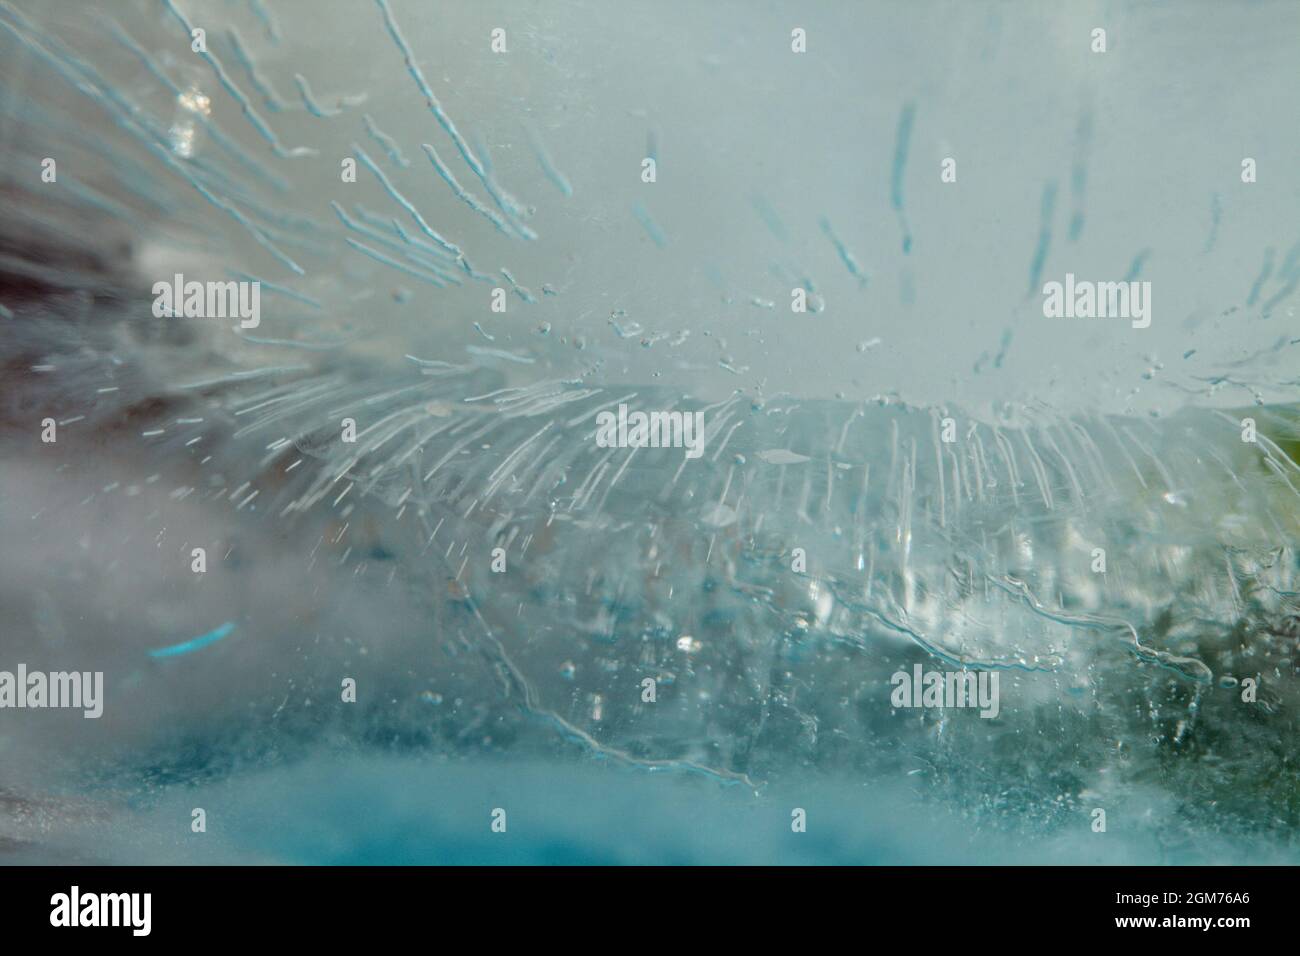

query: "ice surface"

left=0, top=0, right=1298, bottom=864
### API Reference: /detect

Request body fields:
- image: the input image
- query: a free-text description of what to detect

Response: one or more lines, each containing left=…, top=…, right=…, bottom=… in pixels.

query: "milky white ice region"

left=0, top=0, right=1298, bottom=863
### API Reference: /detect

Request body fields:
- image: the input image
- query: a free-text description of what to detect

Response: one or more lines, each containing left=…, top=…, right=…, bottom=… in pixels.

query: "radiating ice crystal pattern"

left=0, top=0, right=1298, bottom=864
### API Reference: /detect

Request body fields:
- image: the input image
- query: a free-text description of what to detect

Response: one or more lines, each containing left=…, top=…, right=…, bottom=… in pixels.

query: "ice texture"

left=0, top=0, right=1298, bottom=863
